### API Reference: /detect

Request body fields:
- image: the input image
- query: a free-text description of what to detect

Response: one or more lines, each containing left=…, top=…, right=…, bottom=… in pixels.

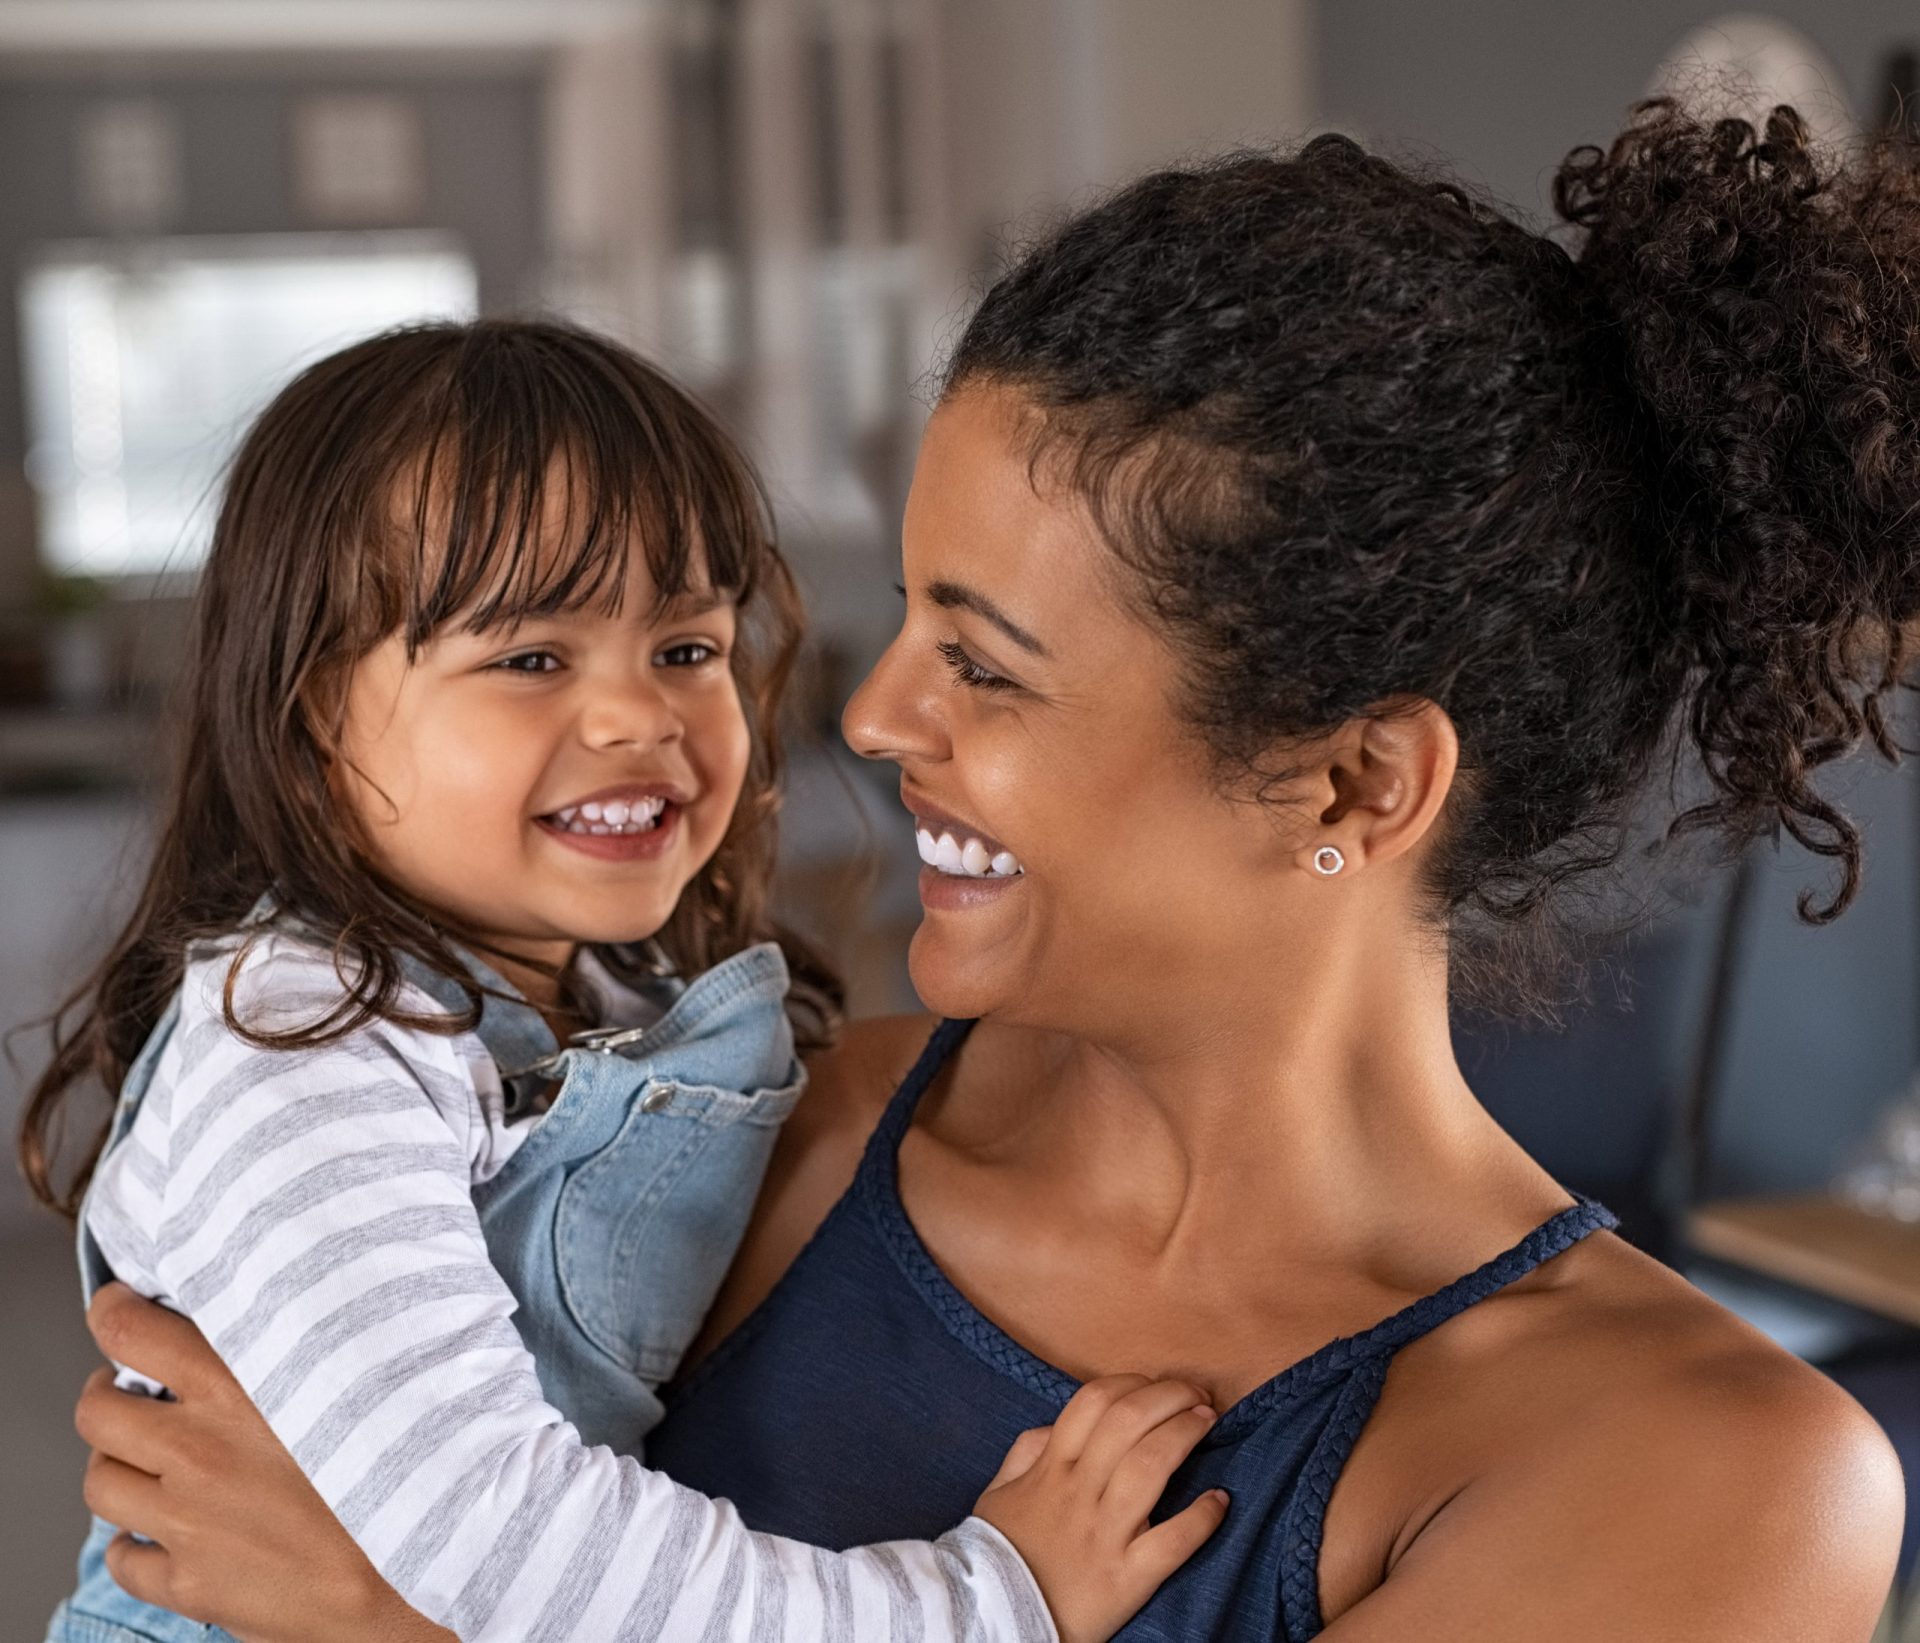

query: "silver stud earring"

left=1312, top=845, right=1345, bottom=876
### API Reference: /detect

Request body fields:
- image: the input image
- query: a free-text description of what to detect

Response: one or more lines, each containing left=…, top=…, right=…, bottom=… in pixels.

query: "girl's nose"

left=580, top=673, right=682, bottom=751
left=842, top=637, right=945, bottom=765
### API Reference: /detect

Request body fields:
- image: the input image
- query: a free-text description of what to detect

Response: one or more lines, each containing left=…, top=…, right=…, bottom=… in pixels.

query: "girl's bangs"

left=393, top=335, right=767, bottom=648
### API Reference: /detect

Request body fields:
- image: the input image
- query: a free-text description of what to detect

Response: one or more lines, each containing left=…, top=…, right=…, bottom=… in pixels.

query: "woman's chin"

left=905, top=924, right=1019, bottom=1022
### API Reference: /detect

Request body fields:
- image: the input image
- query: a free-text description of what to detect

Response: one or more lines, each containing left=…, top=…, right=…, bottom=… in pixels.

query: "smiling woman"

left=646, top=105, right=1917, bottom=1641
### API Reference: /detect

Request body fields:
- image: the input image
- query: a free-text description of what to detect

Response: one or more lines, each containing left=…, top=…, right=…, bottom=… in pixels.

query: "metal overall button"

left=571, top=1023, right=653, bottom=1055
left=639, top=1084, right=673, bottom=1114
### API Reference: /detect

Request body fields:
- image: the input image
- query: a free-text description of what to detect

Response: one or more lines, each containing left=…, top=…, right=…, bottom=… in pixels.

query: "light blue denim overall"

left=50, top=934, right=803, bottom=1643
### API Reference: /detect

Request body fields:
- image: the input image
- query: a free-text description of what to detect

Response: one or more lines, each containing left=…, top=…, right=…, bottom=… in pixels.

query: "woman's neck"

left=938, top=903, right=1558, bottom=1282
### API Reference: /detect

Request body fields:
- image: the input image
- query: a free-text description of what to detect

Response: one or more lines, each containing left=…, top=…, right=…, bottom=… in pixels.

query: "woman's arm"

left=79, top=1289, right=447, bottom=1643
left=1316, top=1346, right=1902, bottom=1642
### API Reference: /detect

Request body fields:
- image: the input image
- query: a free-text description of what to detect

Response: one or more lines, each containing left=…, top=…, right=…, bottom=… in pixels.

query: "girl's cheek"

left=703, top=687, right=752, bottom=790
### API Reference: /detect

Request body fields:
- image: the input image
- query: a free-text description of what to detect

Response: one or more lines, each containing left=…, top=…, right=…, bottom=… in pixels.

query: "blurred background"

left=2, top=0, right=1918, bottom=1634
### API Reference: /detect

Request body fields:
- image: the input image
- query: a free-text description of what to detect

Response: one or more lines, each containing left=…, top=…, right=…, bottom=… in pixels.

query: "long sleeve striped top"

left=83, top=933, right=1055, bottom=1642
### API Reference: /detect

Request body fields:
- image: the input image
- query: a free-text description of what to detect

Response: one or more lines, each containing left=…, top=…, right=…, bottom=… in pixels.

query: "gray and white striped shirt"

left=85, top=935, right=1055, bottom=1642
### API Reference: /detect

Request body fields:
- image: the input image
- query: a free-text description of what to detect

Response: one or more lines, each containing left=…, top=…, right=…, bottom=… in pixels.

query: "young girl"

left=24, top=320, right=1227, bottom=1643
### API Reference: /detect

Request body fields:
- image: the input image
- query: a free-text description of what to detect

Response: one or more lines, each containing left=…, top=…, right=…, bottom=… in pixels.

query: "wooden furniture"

left=1689, top=1195, right=1920, bottom=1329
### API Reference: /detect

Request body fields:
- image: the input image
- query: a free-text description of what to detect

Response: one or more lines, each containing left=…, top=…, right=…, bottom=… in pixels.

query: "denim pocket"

left=555, top=1075, right=803, bottom=1383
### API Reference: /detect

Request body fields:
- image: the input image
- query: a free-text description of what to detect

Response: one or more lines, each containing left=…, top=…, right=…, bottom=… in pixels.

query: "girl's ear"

left=298, top=656, right=355, bottom=773
left=1295, top=698, right=1459, bottom=877
left=298, top=658, right=382, bottom=837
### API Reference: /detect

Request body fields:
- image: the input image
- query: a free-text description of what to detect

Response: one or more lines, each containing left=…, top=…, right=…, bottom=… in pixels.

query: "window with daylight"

left=20, top=232, right=477, bottom=580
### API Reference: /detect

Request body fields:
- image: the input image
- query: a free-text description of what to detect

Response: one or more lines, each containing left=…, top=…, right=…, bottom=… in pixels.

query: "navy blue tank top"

left=650, top=1020, right=1618, bottom=1640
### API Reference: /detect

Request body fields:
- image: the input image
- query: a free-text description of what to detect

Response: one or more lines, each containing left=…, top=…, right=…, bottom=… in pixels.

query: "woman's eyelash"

left=936, top=638, right=1015, bottom=692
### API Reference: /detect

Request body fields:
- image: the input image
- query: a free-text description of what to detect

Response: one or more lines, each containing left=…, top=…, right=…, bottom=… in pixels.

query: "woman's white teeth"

left=551, top=796, right=667, bottom=835
left=915, top=827, right=1023, bottom=879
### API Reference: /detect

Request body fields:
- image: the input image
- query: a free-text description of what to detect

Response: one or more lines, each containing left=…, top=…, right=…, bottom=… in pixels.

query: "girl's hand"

left=971, top=1374, right=1229, bottom=1643
left=76, top=1282, right=451, bottom=1643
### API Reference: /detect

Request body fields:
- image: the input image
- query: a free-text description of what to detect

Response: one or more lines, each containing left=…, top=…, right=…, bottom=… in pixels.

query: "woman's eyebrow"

left=925, top=579, right=1050, bottom=656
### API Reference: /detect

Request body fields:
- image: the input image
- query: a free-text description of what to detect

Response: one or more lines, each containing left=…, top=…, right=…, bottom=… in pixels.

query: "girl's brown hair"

left=20, top=317, right=841, bottom=1217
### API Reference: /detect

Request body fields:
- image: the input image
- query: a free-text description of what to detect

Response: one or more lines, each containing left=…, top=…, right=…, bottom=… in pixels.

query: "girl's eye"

left=936, top=638, right=1015, bottom=692
left=657, top=641, right=722, bottom=668
left=492, top=650, right=561, bottom=674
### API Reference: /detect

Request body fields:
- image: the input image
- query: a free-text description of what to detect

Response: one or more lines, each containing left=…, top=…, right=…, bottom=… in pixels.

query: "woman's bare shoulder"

left=1545, top=1238, right=1896, bottom=1508
left=799, top=1013, right=942, bottom=1134
left=1323, top=1232, right=1905, bottom=1640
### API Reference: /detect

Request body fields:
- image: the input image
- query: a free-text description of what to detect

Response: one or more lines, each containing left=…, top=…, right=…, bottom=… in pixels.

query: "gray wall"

left=1320, top=1, right=1910, bottom=220
left=1323, top=4, right=1920, bottom=1197
left=0, top=63, right=548, bottom=604
left=1703, top=755, right=1919, bottom=1195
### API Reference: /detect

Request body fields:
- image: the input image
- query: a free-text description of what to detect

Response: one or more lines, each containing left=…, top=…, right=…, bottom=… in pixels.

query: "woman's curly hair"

left=945, top=101, right=1920, bottom=1005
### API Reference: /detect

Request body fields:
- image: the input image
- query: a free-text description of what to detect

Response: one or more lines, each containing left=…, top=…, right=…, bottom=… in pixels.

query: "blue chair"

left=1452, top=919, right=1697, bottom=1260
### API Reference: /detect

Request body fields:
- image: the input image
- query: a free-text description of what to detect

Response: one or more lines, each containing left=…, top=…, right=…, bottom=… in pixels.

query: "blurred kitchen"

left=0, top=0, right=1917, bottom=1634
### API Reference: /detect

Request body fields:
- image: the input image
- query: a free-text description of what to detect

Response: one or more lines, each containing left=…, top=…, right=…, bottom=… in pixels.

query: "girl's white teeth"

left=550, top=797, right=667, bottom=835
left=915, top=827, right=1023, bottom=879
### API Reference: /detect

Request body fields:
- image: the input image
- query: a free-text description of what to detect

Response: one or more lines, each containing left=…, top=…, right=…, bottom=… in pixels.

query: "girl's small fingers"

left=103, top=1531, right=175, bottom=1611
left=82, top=1451, right=166, bottom=1538
left=1048, top=1374, right=1155, bottom=1460
left=1102, top=1405, right=1219, bottom=1519
left=1074, top=1380, right=1212, bottom=1483
left=1127, top=1489, right=1231, bottom=1586
left=982, top=1425, right=1052, bottom=1492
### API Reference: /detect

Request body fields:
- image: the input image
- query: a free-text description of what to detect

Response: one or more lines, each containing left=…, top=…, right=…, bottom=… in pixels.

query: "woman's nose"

left=842, top=637, right=944, bottom=764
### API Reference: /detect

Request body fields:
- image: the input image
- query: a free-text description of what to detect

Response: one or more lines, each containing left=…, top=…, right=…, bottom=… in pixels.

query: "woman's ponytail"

left=1557, top=100, right=1920, bottom=918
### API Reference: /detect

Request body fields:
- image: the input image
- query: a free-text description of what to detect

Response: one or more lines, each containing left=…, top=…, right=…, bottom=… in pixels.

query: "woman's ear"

left=1295, top=698, right=1459, bottom=877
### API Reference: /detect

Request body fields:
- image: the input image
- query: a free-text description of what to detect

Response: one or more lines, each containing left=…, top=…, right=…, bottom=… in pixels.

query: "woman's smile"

left=908, top=792, right=1024, bottom=882
left=917, top=856, right=1028, bottom=910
